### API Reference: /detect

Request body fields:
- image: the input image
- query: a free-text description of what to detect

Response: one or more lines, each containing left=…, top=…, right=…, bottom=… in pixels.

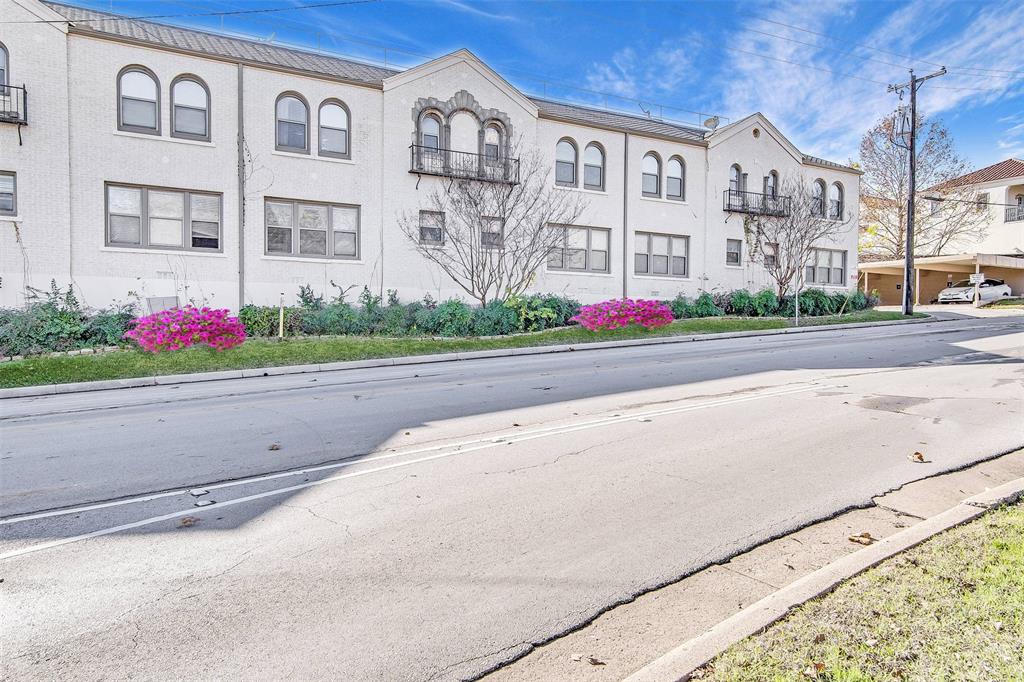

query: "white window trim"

left=634, top=231, right=690, bottom=278
left=271, top=150, right=355, bottom=165
left=639, top=195, right=689, bottom=206
left=547, top=224, right=612, bottom=274
left=264, top=197, right=360, bottom=260
left=99, top=246, right=228, bottom=258
left=105, top=182, right=223, bottom=253
left=112, top=130, right=216, bottom=148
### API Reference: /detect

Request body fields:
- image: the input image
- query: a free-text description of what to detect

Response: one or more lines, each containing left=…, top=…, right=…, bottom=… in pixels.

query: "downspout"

left=379, top=86, right=385, bottom=298
left=65, top=35, right=75, bottom=297
left=701, top=148, right=710, bottom=293
left=236, top=63, right=245, bottom=310
left=622, top=132, right=629, bottom=298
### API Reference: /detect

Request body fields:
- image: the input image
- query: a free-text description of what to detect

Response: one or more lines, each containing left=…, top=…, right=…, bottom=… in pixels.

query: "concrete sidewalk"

left=484, top=448, right=1024, bottom=682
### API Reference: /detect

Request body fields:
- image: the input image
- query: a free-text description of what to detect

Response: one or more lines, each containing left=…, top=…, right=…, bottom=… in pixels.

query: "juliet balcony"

left=410, top=145, right=520, bottom=184
left=1006, top=206, right=1024, bottom=223
left=0, top=85, right=27, bottom=126
left=723, top=188, right=791, bottom=217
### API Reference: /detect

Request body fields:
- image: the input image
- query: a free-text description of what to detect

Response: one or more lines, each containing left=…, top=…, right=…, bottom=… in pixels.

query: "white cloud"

left=434, top=0, right=520, bottom=23
left=585, top=38, right=702, bottom=104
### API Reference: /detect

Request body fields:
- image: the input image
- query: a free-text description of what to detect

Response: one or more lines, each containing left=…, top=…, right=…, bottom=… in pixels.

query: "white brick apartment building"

left=0, top=0, right=861, bottom=311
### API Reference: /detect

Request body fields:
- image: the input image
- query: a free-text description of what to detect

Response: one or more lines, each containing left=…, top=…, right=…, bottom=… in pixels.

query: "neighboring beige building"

left=859, top=159, right=1024, bottom=305
left=0, top=0, right=861, bottom=311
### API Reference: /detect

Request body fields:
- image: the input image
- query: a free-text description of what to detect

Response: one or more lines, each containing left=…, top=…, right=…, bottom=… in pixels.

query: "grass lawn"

left=700, top=502, right=1024, bottom=681
left=0, top=310, right=919, bottom=388
left=985, top=297, right=1024, bottom=308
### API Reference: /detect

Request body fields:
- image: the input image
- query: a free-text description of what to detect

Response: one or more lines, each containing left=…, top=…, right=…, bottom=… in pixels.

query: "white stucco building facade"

left=1, top=0, right=861, bottom=311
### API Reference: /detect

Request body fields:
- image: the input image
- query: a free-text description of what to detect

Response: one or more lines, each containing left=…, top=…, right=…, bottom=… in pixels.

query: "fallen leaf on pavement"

left=849, top=532, right=877, bottom=545
left=178, top=516, right=199, bottom=527
left=587, top=656, right=606, bottom=666
left=268, top=443, right=281, bottom=451
left=909, top=451, right=928, bottom=463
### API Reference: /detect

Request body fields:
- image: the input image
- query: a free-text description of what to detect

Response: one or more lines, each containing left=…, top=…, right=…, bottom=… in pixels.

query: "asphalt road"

left=2, top=317, right=1023, bottom=681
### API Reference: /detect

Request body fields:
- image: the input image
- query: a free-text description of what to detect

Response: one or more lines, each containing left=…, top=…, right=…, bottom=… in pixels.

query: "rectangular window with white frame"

left=0, top=172, right=15, bottom=216
left=635, top=231, right=688, bottom=277
left=265, top=199, right=359, bottom=259
left=481, top=216, right=503, bottom=248
left=419, top=210, right=444, bottom=246
left=804, top=248, right=846, bottom=286
left=106, top=183, right=221, bottom=251
left=547, top=225, right=610, bottom=273
left=726, top=238, right=742, bottom=266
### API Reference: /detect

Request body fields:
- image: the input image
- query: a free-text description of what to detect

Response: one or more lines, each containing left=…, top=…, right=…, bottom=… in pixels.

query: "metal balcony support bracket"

left=0, top=84, right=28, bottom=144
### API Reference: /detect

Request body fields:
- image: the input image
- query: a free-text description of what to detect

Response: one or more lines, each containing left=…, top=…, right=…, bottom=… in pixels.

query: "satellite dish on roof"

left=704, top=116, right=720, bottom=130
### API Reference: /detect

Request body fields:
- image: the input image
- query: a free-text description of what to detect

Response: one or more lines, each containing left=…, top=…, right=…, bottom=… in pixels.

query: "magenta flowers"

left=124, top=306, right=246, bottom=353
left=571, top=298, right=674, bottom=332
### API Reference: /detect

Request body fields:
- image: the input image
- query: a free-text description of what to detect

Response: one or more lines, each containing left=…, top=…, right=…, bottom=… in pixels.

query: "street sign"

left=969, top=273, right=985, bottom=284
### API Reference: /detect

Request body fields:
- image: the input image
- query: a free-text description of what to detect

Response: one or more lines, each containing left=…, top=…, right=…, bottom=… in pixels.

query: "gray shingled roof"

left=802, top=154, right=861, bottom=174
left=530, top=98, right=707, bottom=143
left=45, top=2, right=400, bottom=85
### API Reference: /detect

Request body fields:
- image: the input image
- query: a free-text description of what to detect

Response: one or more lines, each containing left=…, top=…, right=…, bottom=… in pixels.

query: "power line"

left=0, top=0, right=381, bottom=24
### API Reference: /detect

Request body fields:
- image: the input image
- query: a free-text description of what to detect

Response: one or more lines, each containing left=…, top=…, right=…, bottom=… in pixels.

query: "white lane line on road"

left=3, top=383, right=817, bottom=526
left=0, top=384, right=818, bottom=558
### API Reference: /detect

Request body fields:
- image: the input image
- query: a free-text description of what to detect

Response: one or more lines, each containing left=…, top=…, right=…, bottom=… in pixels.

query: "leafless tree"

left=859, top=111, right=990, bottom=258
left=744, top=174, right=852, bottom=298
left=399, top=146, right=587, bottom=306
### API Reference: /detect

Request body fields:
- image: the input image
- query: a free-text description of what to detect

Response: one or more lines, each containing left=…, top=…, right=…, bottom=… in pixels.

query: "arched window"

left=275, top=93, right=309, bottom=153
left=170, top=76, right=209, bottom=141
left=484, top=124, right=502, bottom=159
left=642, top=153, right=661, bottom=197
left=555, top=138, right=577, bottom=186
left=811, top=179, right=826, bottom=216
left=764, top=170, right=778, bottom=198
left=118, top=66, right=160, bottom=134
left=0, top=42, right=9, bottom=87
left=829, top=182, right=844, bottom=219
left=319, top=100, right=350, bottom=158
left=420, top=113, right=441, bottom=150
left=583, top=143, right=605, bottom=191
left=667, top=156, right=685, bottom=200
left=729, top=164, right=743, bottom=192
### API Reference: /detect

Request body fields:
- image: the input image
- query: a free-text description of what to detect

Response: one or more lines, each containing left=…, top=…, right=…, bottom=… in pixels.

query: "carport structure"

left=859, top=253, right=1024, bottom=305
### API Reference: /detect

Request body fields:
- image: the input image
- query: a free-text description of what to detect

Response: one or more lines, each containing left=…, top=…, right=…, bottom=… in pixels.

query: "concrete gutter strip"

left=624, top=477, right=1024, bottom=682
left=0, top=316, right=935, bottom=400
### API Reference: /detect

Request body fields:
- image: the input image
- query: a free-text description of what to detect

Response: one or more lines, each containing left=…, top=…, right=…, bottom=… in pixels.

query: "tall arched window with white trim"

left=667, top=156, right=685, bottom=200
left=420, top=113, right=441, bottom=150
left=764, top=170, right=778, bottom=198
left=171, top=76, right=209, bottom=141
left=318, top=100, right=350, bottom=158
left=812, top=179, right=826, bottom=216
left=275, top=93, right=309, bottom=153
left=555, top=139, right=577, bottom=186
left=642, top=153, right=661, bottom=197
left=484, top=124, right=502, bottom=159
left=829, top=182, right=844, bottom=219
left=0, top=43, right=9, bottom=88
left=118, top=67, right=160, bottom=134
left=583, top=143, right=604, bottom=191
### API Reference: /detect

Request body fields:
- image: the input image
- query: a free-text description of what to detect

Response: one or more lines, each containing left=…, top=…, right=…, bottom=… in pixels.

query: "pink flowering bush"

left=124, top=306, right=246, bottom=353
left=571, top=298, right=674, bottom=332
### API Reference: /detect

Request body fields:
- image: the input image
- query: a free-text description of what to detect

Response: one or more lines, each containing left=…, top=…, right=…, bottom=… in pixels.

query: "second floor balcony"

left=410, top=145, right=520, bottom=184
left=0, top=85, right=27, bottom=126
left=723, top=188, right=791, bottom=217
left=1006, top=206, right=1024, bottom=223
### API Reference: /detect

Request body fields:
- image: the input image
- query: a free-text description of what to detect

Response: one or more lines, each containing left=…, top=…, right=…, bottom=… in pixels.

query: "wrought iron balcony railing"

left=0, top=85, right=27, bottom=125
left=1006, top=206, right=1024, bottom=223
left=410, top=145, right=520, bottom=184
left=723, top=189, right=791, bottom=217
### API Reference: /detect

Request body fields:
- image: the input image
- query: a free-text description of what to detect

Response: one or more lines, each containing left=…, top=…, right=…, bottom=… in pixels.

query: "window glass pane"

left=832, top=268, right=844, bottom=284
left=547, top=247, right=564, bottom=269
left=652, top=255, right=669, bottom=274
left=121, top=71, right=156, bottom=99
left=0, top=193, right=12, bottom=213
left=805, top=265, right=815, bottom=282
left=422, top=116, right=440, bottom=138
left=334, top=231, right=357, bottom=256
left=109, top=215, right=141, bottom=244
left=320, top=127, right=347, bottom=154
left=817, top=267, right=830, bottom=283
left=277, top=97, right=306, bottom=123
left=320, top=103, right=347, bottom=128
left=332, top=206, right=358, bottom=233
left=591, top=230, right=609, bottom=252
left=635, top=233, right=649, bottom=254
left=122, top=99, right=157, bottom=129
left=642, top=173, right=658, bottom=195
left=651, top=234, right=669, bottom=256
left=420, top=226, right=443, bottom=244
left=173, top=80, right=205, bottom=108
left=556, top=141, right=575, bottom=163
left=485, top=126, right=500, bottom=145
left=267, top=227, right=292, bottom=253
left=277, top=121, right=306, bottom=149
left=667, top=177, right=682, bottom=198
left=0, top=175, right=13, bottom=194
left=266, top=202, right=292, bottom=227
left=584, top=145, right=602, bottom=166
left=150, top=218, right=183, bottom=246
left=566, top=227, right=587, bottom=250
left=174, top=106, right=207, bottom=136
left=584, top=165, right=602, bottom=188
left=672, top=237, right=687, bottom=258
left=299, top=229, right=327, bottom=255
left=149, top=191, right=184, bottom=219
left=671, top=256, right=687, bottom=276
left=643, top=154, right=659, bottom=174
left=298, top=204, right=328, bottom=230
left=109, top=186, right=141, bottom=214
left=556, top=161, right=574, bottom=184
left=567, top=248, right=587, bottom=269
left=191, top=194, right=220, bottom=222
left=634, top=253, right=649, bottom=273
left=591, top=250, right=608, bottom=272
left=191, top=221, right=219, bottom=249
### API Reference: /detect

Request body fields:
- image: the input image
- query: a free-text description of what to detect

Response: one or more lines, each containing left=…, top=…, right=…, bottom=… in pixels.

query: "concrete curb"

left=623, top=477, right=1024, bottom=682
left=0, top=315, right=935, bottom=400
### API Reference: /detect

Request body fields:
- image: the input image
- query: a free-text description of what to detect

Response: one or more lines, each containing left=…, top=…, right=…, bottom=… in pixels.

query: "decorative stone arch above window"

left=411, top=90, right=514, bottom=156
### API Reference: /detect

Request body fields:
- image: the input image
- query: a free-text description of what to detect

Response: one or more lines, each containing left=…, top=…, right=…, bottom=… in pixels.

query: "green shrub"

left=726, top=289, right=755, bottom=316
left=850, top=289, right=870, bottom=311
left=751, top=289, right=779, bottom=317
left=669, top=294, right=693, bottom=319
left=800, top=288, right=835, bottom=316
left=472, top=300, right=519, bottom=336
left=534, top=293, right=581, bottom=327
left=504, top=294, right=556, bottom=332
left=84, top=305, right=137, bottom=346
left=691, top=292, right=725, bottom=317
left=428, top=299, right=474, bottom=337
left=301, top=303, right=363, bottom=335
left=297, top=284, right=325, bottom=311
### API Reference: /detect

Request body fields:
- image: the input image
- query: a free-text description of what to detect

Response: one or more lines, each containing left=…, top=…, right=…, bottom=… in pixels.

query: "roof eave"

left=537, top=111, right=709, bottom=147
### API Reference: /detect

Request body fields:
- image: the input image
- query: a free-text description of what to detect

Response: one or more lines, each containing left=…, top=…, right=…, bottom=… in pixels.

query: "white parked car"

left=937, top=278, right=1012, bottom=303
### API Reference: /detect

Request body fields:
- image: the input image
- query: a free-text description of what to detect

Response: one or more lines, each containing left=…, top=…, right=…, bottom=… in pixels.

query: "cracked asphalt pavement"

left=2, top=316, right=1023, bottom=681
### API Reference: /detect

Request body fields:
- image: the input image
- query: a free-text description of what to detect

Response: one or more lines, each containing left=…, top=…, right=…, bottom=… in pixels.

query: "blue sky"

left=78, top=0, right=1024, bottom=168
